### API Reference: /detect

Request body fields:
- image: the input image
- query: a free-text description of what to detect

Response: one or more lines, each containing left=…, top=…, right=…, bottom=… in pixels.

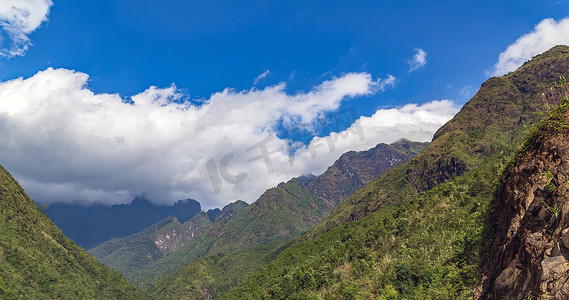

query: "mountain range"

left=2, top=45, right=569, bottom=299
left=45, top=197, right=202, bottom=249
left=87, top=139, right=428, bottom=290
left=224, top=45, right=569, bottom=299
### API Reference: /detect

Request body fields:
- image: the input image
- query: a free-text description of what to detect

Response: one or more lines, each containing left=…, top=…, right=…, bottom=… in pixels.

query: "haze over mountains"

left=45, top=197, right=202, bottom=249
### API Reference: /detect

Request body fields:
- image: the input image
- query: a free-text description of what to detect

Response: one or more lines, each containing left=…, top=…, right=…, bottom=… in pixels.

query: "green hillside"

left=132, top=178, right=324, bottom=286
left=89, top=211, right=213, bottom=278
left=0, top=164, right=146, bottom=299
left=308, top=45, right=569, bottom=237
left=226, top=46, right=569, bottom=298
left=149, top=239, right=291, bottom=299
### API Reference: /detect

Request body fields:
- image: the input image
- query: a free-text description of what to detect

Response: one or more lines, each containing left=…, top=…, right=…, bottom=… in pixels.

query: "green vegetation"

left=89, top=212, right=213, bottom=279
left=224, top=46, right=569, bottom=298
left=129, top=140, right=425, bottom=289
left=228, top=161, right=496, bottom=299
left=149, top=239, right=291, bottom=299
left=131, top=179, right=325, bottom=286
left=0, top=164, right=146, bottom=299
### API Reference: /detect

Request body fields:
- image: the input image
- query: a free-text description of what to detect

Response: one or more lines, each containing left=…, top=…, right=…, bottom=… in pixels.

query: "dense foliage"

left=0, top=165, right=146, bottom=299
left=149, top=240, right=291, bottom=299
left=227, top=164, right=498, bottom=298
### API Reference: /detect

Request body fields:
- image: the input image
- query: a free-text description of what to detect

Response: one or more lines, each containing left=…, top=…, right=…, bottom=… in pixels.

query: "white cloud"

left=0, top=68, right=457, bottom=209
left=253, top=69, right=271, bottom=85
left=293, top=100, right=459, bottom=176
left=491, top=17, right=569, bottom=76
left=377, top=74, right=397, bottom=90
left=0, top=0, right=53, bottom=58
left=407, top=48, right=427, bottom=72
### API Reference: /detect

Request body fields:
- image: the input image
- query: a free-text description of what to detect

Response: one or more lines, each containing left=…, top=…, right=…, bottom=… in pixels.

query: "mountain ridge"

left=142, top=139, right=427, bottom=296
left=45, top=196, right=202, bottom=249
left=306, top=45, right=569, bottom=239
left=224, top=45, right=569, bottom=298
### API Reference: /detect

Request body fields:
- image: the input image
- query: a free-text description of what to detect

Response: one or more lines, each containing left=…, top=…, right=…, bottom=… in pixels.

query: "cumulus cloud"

left=407, top=48, right=427, bottom=72
left=491, top=17, right=569, bottom=76
left=0, top=0, right=53, bottom=57
left=0, top=68, right=457, bottom=209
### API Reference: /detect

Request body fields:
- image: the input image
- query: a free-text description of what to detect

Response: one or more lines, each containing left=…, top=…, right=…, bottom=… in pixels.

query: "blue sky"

left=0, top=0, right=568, bottom=208
left=5, top=1, right=569, bottom=108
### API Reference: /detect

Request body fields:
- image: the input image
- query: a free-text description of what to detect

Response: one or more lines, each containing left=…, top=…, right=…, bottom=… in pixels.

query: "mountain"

left=44, top=196, right=201, bottom=249
left=87, top=139, right=425, bottom=294
left=307, top=139, right=428, bottom=212
left=130, top=178, right=326, bottom=286
left=0, top=164, right=146, bottom=298
left=211, top=200, right=248, bottom=222
left=140, top=140, right=427, bottom=295
left=474, top=86, right=569, bottom=298
left=224, top=46, right=569, bottom=298
left=202, top=201, right=249, bottom=223
left=88, top=200, right=249, bottom=280
left=89, top=211, right=213, bottom=278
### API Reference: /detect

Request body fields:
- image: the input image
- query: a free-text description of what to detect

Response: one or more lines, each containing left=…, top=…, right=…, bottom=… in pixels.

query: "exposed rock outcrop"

left=154, top=211, right=212, bottom=253
left=307, top=139, right=428, bottom=211
left=475, top=110, right=569, bottom=299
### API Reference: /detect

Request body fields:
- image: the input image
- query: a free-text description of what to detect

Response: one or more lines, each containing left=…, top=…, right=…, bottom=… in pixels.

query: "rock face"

left=89, top=211, right=213, bottom=279
left=475, top=110, right=569, bottom=299
left=308, top=139, right=428, bottom=211
left=153, top=211, right=213, bottom=253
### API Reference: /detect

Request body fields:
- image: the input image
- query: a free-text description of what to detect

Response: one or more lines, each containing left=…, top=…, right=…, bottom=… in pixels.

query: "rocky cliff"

left=475, top=93, right=569, bottom=299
